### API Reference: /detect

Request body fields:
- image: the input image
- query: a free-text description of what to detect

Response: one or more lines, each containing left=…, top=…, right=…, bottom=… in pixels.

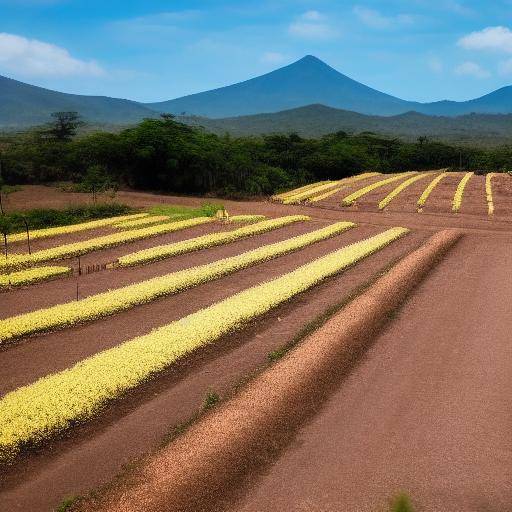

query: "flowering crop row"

left=378, top=173, right=433, bottom=210
left=0, top=266, right=71, bottom=289
left=452, top=172, right=474, bottom=212
left=0, top=226, right=408, bottom=461
left=283, top=173, right=382, bottom=205
left=0, top=217, right=213, bottom=272
left=282, top=182, right=342, bottom=204
left=0, top=220, right=351, bottom=344
left=116, top=215, right=309, bottom=267
left=307, top=186, right=345, bottom=203
left=271, top=182, right=331, bottom=202
left=228, top=215, right=267, bottom=223
left=485, top=173, right=496, bottom=215
left=341, top=173, right=412, bottom=206
left=7, top=213, right=149, bottom=244
left=417, top=172, right=448, bottom=208
left=113, top=215, right=171, bottom=230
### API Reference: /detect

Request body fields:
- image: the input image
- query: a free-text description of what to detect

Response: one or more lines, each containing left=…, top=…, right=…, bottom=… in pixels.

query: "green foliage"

left=148, top=202, right=224, bottom=219
left=55, top=495, right=79, bottom=512
left=1, top=115, right=511, bottom=197
left=203, top=390, right=220, bottom=410
left=2, top=203, right=133, bottom=234
left=389, top=493, right=415, bottom=512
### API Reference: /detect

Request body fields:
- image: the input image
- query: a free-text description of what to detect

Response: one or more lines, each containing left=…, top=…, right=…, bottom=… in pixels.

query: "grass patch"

left=55, top=495, right=79, bottom=512
left=2, top=203, right=134, bottom=234
left=389, top=492, right=415, bottom=512
left=203, top=390, right=220, bottom=410
left=147, top=202, right=224, bottom=220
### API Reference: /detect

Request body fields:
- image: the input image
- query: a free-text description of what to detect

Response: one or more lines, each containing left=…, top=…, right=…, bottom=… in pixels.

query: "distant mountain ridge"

left=0, top=55, right=511, bottom=129
left=148, top=55, right=512, bottom=118
left=180, top=104, right=512, bottom=146
left=0, top=75, right=158, bottom=128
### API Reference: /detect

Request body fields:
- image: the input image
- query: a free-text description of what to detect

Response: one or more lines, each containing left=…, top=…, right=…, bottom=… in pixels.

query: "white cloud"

left=0, top=33, right=104, bottom=77
left=260, top=52, right=288, bottom=64
left=353, top=6, right=414, bottom=29
left=428, top=56, right=443, bottom=73
left=288, top=11, right=338, bottom=40
left=454, top=61, right=490, bottom=78
left=498, top=58, right=512, bottom=75
left=458, top=26, right=512, bottom=53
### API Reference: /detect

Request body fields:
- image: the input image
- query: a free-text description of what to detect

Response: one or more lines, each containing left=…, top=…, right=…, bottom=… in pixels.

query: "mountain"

left=1, top=55, right=512, bottom=129
left=0, top=74, right=158, bottom=128
left=181, top=104, right=512, bottom=146
left=147, top=55, right=414, bottom=118
left=147, top=55, right=512, bottom=118
left=415, top=86, right=512, bottom=116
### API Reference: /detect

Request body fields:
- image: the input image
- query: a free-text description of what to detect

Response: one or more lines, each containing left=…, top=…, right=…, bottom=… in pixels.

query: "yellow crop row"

left=307, top=173, right=382, bottom=204
left=117, top=215, right=309, bottom=267
left=452, top=172, right=474, bottom=212
left=485, top=173, right=496, bottom=215
left=283, top=173, right=382, bottom=205
left=0, top=220, right=351, bottom=344
left=7, top=213, right=149, bottom=243
left=378, top=173, right=433, bottom=210
left=0, top=217, right=213, bottom=272
left=271, top=182, right=331, bottom=201
left=417, top=172, right=449, bottom=208
left=113, top=215, right=171, bottom=230
left=0, top=226, right=408, bottom=461
left=228, top=215, right=267, bottom=223
left=341, top=173, right=412, bottom=206
left=0, top=266, right=71, bottom=289
left=307, top=186, right=345, bottom=203
left=282, top=182, right=342, bottom=204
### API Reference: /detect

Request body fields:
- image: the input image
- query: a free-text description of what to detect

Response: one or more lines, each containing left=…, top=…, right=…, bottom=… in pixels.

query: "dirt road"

left=233, top=234, right=512, bottom=512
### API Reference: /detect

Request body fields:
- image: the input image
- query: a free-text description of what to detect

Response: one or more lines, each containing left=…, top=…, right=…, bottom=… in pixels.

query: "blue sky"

left=1, top=0, right=512, bottom=103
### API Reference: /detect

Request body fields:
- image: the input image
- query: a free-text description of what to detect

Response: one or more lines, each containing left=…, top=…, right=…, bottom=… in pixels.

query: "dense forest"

left=1, top=113, right=511, bottom=198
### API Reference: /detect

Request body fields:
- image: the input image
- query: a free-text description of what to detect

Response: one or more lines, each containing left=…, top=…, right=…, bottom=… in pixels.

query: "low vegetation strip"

left=378, top=172, right=433, bottom=210
left=228, top=215, right=266, bottom=223
left=417, top=172, right=449, bottom=208
left=485, top=173, right=496, bottom=215
left=116, top=215, right=309, bottom=267
left=282, top=182, right=342, bottom=204
left=0, top=226, right=408, bottom=461
left=0, top=220, right=351, bottom=344
left=0, top=217, right=213, bottom=272
left=307, top=186, right=345, bottom=203
left=452, top=172, right=474, bottom=212
left=271, top=182, right=331, bottom=201
left=85, top=229, right=459, bottom=512
left=7, top=213, right=149, bottom=243
left=113, top=215, right=171, bottom=230
left=341, top=173, right=412, bottom=206
left=0, top=266, right=71, bottom=289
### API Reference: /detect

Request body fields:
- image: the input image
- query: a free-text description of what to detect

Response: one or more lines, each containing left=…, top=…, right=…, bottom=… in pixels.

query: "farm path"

left=234, top=234, right=512, bottom=512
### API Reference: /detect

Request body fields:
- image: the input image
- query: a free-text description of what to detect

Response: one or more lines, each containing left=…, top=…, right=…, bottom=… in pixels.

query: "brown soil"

left=0, top=229, right=423, bottom=512
left=2, top=183, right=512, bottom=512
left=74, top=230, right=460, bottom=512
left=233, top=233, right=512, bottom=512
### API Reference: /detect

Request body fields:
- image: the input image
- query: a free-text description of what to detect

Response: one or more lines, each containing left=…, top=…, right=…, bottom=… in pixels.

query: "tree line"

left=1, top=112, right=511, bottom=197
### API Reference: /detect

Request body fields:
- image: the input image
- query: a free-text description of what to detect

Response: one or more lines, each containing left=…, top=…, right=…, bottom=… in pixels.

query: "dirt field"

left=1, top=180, right=511, bottom=512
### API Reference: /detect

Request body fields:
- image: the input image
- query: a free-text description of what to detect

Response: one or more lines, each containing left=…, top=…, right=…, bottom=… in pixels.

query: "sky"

left=0, top=0, right=512, bottom=103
